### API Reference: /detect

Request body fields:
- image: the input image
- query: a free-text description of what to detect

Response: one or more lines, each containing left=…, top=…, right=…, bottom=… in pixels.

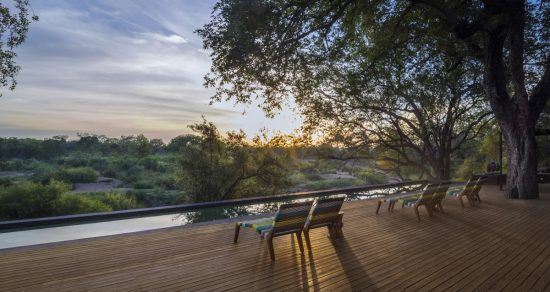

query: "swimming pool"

left=0, top=183, right=424, bottom=249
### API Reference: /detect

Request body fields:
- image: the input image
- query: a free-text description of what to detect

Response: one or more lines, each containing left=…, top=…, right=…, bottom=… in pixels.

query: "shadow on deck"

left=1, top=185, right=550, bottom=291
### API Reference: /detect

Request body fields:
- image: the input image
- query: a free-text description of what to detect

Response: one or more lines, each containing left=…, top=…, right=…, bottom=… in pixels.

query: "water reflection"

left=175, top=184, right=424, bottom=225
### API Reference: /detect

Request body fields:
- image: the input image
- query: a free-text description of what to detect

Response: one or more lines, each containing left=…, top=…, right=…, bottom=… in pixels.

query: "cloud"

left=140, top=32, right=188, bottom=44
left=0, top=0, right=301, bottom=141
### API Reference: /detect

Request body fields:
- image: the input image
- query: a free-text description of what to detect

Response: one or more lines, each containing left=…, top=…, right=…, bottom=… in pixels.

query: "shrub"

left=31, top=164, right=56, bottom=184
left=55, top=193, right=112, bottom=215
left=0, top=159, right=25, bottom=171
left=304, top=173, right=323, bottom=181
left=355, top=169, right=387, bottom=185
left=0, top=178, right=13, bottom=187
left=154, top=174, right=178, bottom=190
left=133, top=180, right=154, bottom=189
left=54, top=167, right=98, bottom=183
left=101, top=165, right=118, bottom=178
left=0, top=181, right=70, bottom=220
left=95, top=192, right=139, bottom=210
left=456, top=157, right=485, bottom=179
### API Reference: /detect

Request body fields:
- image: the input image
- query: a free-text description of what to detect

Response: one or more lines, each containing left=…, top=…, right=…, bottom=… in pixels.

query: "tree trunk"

left=501, top=121, right=539, bottom=199
left=482, top=1, right=541, bottom=199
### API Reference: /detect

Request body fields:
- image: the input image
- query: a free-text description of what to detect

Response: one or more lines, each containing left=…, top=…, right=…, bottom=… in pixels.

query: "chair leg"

left=376, top=200, right=382, bottom=214
left=295, top=232, right=304, bottom=254
left=337, top=223, right=344, bottom=237
left=327, top=225, right=335, bottom=238
left=414, top=205, right=421, bottom=221
left=304, top=230, right=312, bottom=251
left=267, top=234, right=275, bottom=261
left=387, top=201, right=392, bottom=212
left=425, top=204, right=434, bottom=217
left=233, top=223, right=240, bottom=243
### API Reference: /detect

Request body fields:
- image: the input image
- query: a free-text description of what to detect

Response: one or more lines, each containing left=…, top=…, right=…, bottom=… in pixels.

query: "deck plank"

left=0, top=185, right=549, bottom=291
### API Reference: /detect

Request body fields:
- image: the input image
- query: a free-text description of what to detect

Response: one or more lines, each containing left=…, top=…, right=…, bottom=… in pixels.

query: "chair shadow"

left=307, top=251, right=320, bottom=291
left=333, top=237, right=377, bottom=291
left=282, top=234, right=310, bottom=290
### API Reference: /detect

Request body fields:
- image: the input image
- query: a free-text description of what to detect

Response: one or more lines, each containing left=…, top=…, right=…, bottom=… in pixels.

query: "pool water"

left=0, top=184, right=423, bottom=250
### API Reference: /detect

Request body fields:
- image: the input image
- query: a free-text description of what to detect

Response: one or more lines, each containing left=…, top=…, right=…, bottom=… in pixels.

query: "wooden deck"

left=1, top=184, right=550, bottom=291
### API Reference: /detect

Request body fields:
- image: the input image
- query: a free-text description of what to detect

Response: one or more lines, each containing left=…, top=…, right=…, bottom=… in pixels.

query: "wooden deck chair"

left=376, top=183, right=428, bottom=215
left=303, top=196, right=346, bottom=251
left=447, top=177, right=477, bottom=207
left=233, top=201, right=313, bottom=261
left=391, top=183, right=440, bottom=221
left=430, top=181, right=452, bottom=212
left=469, top=177, right=485, bottom=204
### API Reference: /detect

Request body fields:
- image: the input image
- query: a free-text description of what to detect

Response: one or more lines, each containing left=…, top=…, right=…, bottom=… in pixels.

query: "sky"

left=0, top=0, right=301, bottom=141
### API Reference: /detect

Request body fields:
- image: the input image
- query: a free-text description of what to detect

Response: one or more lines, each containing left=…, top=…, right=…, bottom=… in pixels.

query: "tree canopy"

left=198, top=0, right=549, bottom=198
left=0, top=0, right=37, bottom=94
left=178, top=119, right=292, bottom=202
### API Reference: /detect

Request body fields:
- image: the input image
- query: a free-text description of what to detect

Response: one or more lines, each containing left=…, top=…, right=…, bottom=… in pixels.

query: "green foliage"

left=355, top=170, right=386, bottom=185
left=0, top=181, right=69, bottom=220
left=133, top=180, right=155, bottom=190
left=54, top=167, right=98, bottom=184
left=0, top=181, right=143, bottom=220
left=0, top=0, right=38, bottom=92
left=456, top=158, right=485, bottom=180
left=179, top=119, right=292, bottom=202
left=55, top=193, right=112, bottom=215
left=93, top=192, right=139, bottom=211
left=128, top=189, right=184, bottom=207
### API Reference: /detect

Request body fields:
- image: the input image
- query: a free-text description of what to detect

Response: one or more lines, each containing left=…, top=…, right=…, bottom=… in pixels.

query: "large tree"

left=198, top=0, right=549, bottom=199
left=301, top=35, right=491, bottom=180
left=0, top=0, right=37, bottom=95
left=178, top=120, right=292, bottom=202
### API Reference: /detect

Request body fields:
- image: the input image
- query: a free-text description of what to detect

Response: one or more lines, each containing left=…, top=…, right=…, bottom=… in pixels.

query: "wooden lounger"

left=303, top=196, right=345, bottom=251
left=447, top=177, right=478, bottom=207
left=430, top=181, right=452, bottom=212
left=392, top=183, right=440, bottom=221
left=234, top=201, right=313, bottom=261
left=469, top=178, right=485, bottom=204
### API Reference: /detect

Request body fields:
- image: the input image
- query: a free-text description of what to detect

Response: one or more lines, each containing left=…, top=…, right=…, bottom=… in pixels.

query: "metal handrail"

left=0, top=180, right=429, bottom=230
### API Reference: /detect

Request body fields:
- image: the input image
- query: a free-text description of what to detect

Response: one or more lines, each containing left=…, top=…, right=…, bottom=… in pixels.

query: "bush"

left=304, top=173, right=323, bottom=181
left=128, top=189, right=184, bottom=207
left=0, top=181, right=70, bottom=220
left=31, top=164, right=56, bottom=184
left=154, top=174, right=178, bottom=190
left=54, top=167, right=98, bottom=183
left=456, top=157, right=484, bottom=179
left=55, top=193, right=112, bottom=215
left=95, top=192, right=139, bottom=210
left=133, top=180, right=154, bottom=189
left=0, top=178, right=12, bottom=187
left=0, top=159, right=26, bottom=171
left=355, top=169, right=387, bottom=185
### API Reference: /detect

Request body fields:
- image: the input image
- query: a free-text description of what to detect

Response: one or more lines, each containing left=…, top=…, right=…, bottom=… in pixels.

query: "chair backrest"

left=462, top=177, right=478, bottom=196
left=470, top=177, right=484, bottom=196
left=307, top=196, right=345, bottom=227
left=417, top=183, right=440, bottom=204
left=431, top=181, right=452, bottom=204
left=271, top=201, right=314, bottom=234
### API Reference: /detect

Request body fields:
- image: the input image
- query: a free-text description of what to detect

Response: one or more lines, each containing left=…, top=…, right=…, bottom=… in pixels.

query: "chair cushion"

left=397, top=196, right=419, bottom=206
left=447, top=189, right=462, bottom=197
left=239, top=218, right=274, bottom=235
